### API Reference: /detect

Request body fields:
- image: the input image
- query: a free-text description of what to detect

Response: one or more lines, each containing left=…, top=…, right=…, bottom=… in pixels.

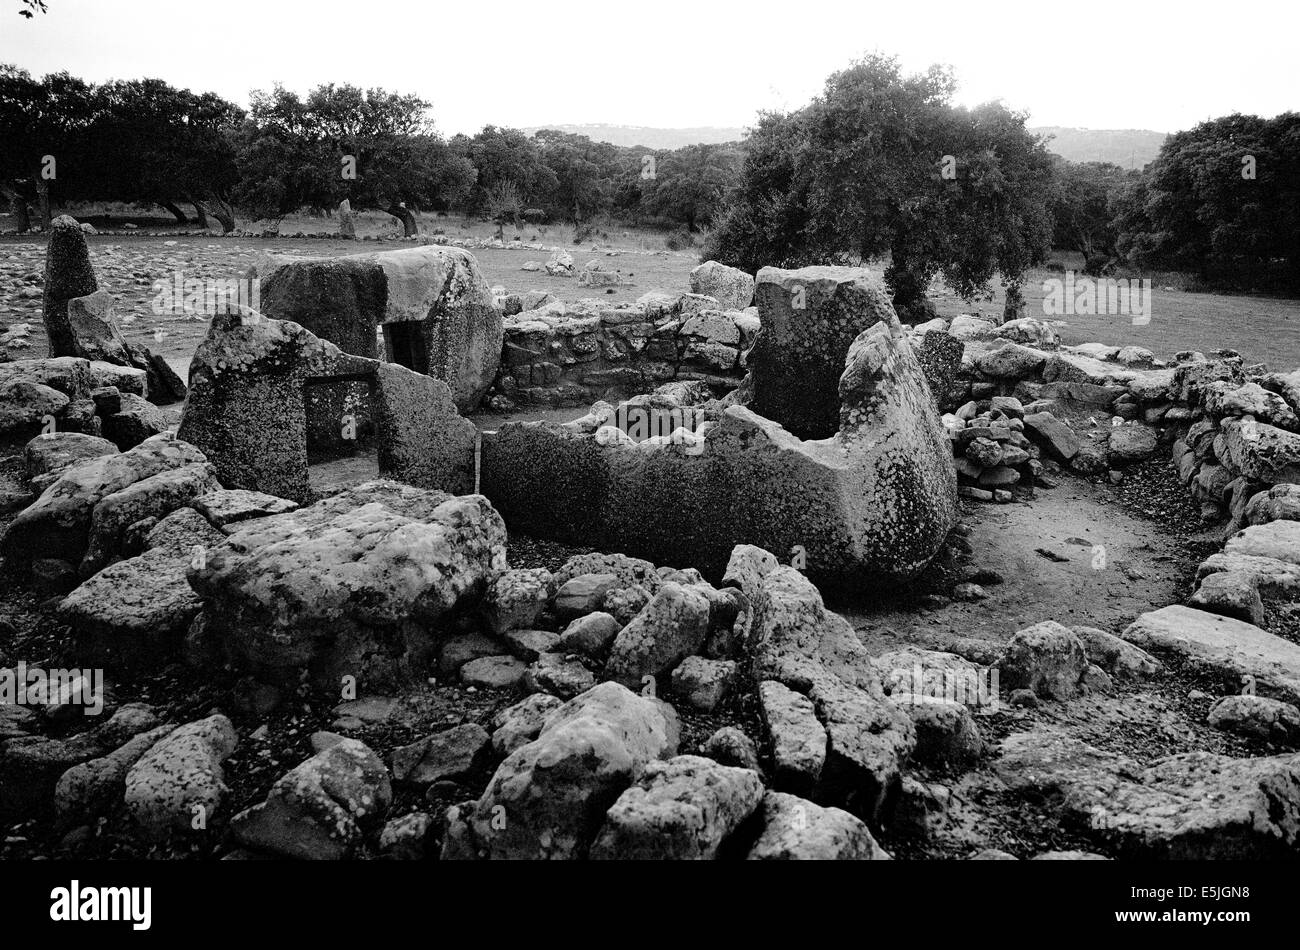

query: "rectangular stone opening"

left=383, top=321, right=429, bottom=375
left=304, top=374, right=380, bottom=493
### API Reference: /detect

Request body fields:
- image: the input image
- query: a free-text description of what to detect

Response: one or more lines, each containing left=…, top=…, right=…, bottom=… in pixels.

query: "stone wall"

left=912, top=313, right=1300, bottom=627
left=491, top=292, right=757, bottom=409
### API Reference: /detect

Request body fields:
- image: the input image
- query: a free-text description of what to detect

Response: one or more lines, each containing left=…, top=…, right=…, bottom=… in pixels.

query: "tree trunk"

left=2, top=186, right=30, bottom=232
left=161, top=200, right=188, bottom=224
left=192, top=201, right=208, bottom=230
left=35, top=178, right=51, bottom=230
left=198, top=198, right=236, bottom=234
left=386, top=204, right=418, bottom=237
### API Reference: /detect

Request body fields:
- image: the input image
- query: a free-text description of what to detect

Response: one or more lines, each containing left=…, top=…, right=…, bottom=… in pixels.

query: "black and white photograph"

left=0, top=0, right=1295, bottom=930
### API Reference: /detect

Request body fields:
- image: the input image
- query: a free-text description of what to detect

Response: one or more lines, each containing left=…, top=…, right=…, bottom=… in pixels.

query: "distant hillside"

left=525, top=124, right=748, bottom=149
left=1031, top=127, right=1168, bottom=169
left=529, top=123, right=1168, bottom=169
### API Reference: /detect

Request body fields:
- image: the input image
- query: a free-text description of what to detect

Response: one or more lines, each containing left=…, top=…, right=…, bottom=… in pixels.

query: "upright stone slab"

left=177, top=312, right=475, bottom=502
left=750, top=266, right=896, bottom=439
left=338, top=198, right=356, bottom=239
left=42, top=215, right=98, bottom=358
left=254, top=245, right=502, bottom=413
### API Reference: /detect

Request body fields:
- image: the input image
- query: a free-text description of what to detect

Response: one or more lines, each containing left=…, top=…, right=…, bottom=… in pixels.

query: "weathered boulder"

left=1107, top=424, right=1158, bottom=467
left=759, top=679, right=826, bottom=796
left=390, top=724, right=490, bottom=787
left=746, top=791, right=888, bottom=860
left=1, top=434, right=206, bottom=571
left=749, top=265, right=897, bottom=439
left=490, top=693, right=564, bottom=756
left=81, top=461, right=219, bottom=574
left=60, top=507, right=225, bottom=669
left=1122, top=605, right=1300, bottom=705
left=55, top=723, right=175, bottom=826
left=23, top=431, right=117, bottom=482
left=187, top=480, right=507, bottom=689
left=604, top=582, right=711, bottom=689
left=998, top=728, right=1300, bottom=858
left=230, top=737, right=392, bottom=859
left=123, top=714, right=238, bottom=840
left=589, top=755, right=763, bottom=859
left=0, top=703, right=160, bottom=817
left=65, top=291, right=186, bottom=404
left=1245, top=484, right=1300, bottom=526
left=998, top=621, right=1089, bottom=700
left=1208, top=694, right=1300, bottom=745
left=447, top=682, right=678, bottom=859
left=190, top=488, right=298, bottom=529
left=1220, top=417, right=1300, bottom=484
left=690, top=260, right=755, bottom=311
left=481, top=567, right=554, bottom=635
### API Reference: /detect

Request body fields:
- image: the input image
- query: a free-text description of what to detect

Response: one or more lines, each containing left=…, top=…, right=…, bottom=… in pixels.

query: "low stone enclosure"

left=5, top=227, right=1300, bottom=860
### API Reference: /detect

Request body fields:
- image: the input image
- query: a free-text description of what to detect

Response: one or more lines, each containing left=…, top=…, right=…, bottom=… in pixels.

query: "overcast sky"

left=1, top=0, right=1295, bottom=136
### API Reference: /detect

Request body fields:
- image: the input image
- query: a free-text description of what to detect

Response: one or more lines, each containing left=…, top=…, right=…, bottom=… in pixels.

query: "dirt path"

left=848, top=478, right=1194, bottom=655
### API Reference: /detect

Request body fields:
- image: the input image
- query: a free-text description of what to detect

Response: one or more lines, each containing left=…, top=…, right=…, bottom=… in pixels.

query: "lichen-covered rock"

left=670, top=656, right=736, bottom=712
left=746, top=791, right=889, bottom=860
left=60, top=507, right=225, bottom=669
left=187, top=480, right=507, bottom=689
left=230, top=737, right=392, bottom=859
left=23, top=431, right=117, bottom=482
left=490, top=693, right=564, bottom=756
left=690, top=261, right=755, bottom=311
left=1207, top=694, right=1300, bottom=745
left=481, top=567, right=554, bottom=635
left=589, top=755, right=763, bottom=859
left=41, top=215, right=99, bottom=359
left=998, top=621, right=1089, bottom=700
left=55, top=724, right=175, bottom=825
left=2, top=434, right=206, bottom=572
left=123, top=714, right=237, bottom=840
left=1244, top=484, right=1300, bottom=526
left=604, top=582, right=711, bottom=689
left=448, top=682, right=678, bottom=859
left=390, top=724, right=490, bottom=787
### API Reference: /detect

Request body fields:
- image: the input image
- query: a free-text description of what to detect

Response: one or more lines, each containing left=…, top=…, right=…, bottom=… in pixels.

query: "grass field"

left=3, top=208, right=1298, bottom=374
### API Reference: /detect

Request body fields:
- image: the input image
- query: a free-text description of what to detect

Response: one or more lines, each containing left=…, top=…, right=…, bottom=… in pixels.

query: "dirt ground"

left=851, top=478, right=1194, bottom=655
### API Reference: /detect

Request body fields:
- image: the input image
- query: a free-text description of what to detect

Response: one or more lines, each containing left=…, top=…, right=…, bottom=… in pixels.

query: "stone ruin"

left=42, top=215, right=187, bottom=404
left=175, top=312, right=476, bottom=503
left=249, top=245, right=503, bottom=413
left=481, top=281, right=958, bottom=590
left=5, top=233, right=1300, bottom=863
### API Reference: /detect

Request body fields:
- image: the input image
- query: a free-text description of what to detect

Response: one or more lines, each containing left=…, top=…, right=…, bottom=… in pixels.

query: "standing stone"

left=338, top=199, right=356, bottom=239
left=42, top=215, right=98, bottom=358
left=750, top=266, right=898, bottom=439
left=690, top=260, right=755, bottom=311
